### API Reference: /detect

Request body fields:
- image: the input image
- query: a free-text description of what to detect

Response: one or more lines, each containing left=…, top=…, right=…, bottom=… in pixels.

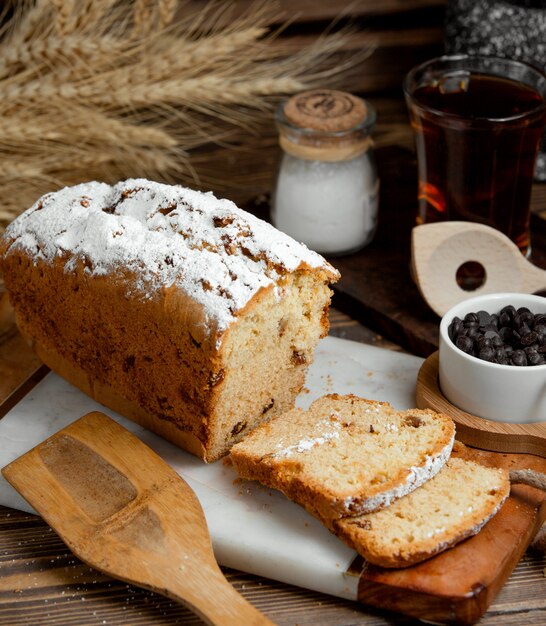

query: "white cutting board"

left=0, top=336, right=423, bottom=601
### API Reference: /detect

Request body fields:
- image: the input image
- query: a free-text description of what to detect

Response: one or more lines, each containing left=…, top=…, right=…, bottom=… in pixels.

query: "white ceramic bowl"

left=439, top=292, right=546, bottom=423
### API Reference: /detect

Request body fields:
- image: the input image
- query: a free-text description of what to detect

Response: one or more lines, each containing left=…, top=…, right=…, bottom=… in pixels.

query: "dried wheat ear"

left=0, top=0, right=369, bottom=231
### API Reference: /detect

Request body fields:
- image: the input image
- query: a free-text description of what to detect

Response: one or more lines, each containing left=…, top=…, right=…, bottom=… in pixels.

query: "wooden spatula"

left=411, top=221, right=546, bottom=317
left=1, top=412, right=274, bottom=626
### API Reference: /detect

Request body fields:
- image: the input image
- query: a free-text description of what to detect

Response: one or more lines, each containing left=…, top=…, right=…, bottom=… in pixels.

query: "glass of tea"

left=404, top=55, right=546, bottom=257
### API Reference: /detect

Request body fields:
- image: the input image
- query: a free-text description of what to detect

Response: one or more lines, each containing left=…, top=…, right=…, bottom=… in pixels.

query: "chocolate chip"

left=521, top=330, right=538, bottom=346
left=535, top=324, right=546, bottom=343
left=477, top=310, right=492, bottom=326
left=456, top=334, right=474, bottom=354
left=478, top=346, right=495, bottom=362
left=449, top=316, right=463, bottom=341
left=476, top=336, right=492, bottom=349
left=499, top=308, right=513, bottom=327
left=527, top=351, right=544, bottom=366
left=495, top=348, right=509, bottom=365
left=511, top=350, right=528, bottom=366
left=448, top=305, right=546, bottom=366
left=492, top=335, right=504, bottom=348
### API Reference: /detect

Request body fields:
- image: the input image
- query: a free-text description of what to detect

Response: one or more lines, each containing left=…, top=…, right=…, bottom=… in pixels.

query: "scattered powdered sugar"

left=273, top=419, right=342, bottom=458
left=465, top=497, right=506, bottom=536
left=426, top=527, right=446, bottom=539
left=383, top=423, right=399, bottom=432
left=2, top=179, right=337, bottom=335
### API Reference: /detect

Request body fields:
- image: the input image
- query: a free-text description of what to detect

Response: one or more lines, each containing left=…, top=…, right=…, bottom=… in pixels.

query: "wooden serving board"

left=0, top=337, right=545, bottom=625
left=359, top=445, right=546, bottom=625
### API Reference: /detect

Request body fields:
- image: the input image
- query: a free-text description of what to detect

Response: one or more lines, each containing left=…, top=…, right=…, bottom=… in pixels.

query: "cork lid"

left=278, top=89, right=374, bottom=162
left=283, top=89, right=368, bottom=133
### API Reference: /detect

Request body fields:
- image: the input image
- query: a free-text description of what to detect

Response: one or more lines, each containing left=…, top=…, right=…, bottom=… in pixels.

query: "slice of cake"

left=230, top=394, right=455, bottom=519
left=331, top=456, right=509, bottom=568
left=0, top=179, right=339, bottom=461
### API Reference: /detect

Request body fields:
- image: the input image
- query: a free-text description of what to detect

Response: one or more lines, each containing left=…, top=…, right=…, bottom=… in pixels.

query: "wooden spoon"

left=1, top=412, right=274, bottom=626
left=411, top=221, right=546, bottom=317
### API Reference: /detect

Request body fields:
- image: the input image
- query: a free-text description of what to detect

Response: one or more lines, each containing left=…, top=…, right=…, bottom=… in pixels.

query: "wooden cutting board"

left=356, top=445, right=546, bottom=625
left=0, top=337, right=544, bottom=625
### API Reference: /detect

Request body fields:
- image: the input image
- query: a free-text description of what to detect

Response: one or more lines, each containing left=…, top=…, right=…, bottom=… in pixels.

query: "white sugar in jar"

left=271, top=89, right=379, bottom=256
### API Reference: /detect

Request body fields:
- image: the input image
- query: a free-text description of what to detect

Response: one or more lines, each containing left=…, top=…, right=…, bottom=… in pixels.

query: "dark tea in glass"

left=405, top=56, right=546, bottom=256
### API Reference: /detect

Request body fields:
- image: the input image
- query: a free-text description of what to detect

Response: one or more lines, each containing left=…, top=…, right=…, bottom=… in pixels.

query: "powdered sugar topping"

left=272, top=418, right=342, bottom=458
left=2, top=179, right=337, bottom=334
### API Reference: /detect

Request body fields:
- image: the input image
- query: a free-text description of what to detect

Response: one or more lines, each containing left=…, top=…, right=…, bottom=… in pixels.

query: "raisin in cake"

left=0, top=179, right=339, bottom=461
left=230, top=394, right=455, bottom=519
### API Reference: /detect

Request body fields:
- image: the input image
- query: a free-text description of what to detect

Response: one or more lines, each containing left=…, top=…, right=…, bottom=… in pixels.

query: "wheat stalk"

left=79, top=0, right=117, bottom=33
left=133, top=0, right=156, bottom=38
left=0, top=0, right=370, bottom=231
left=0, top=35, right=127, bottom=81
left=5, top=1, right=52, bottom=43
left=159, top=0, right=177, bottom=28
left=49, top=0, right=75, bottom=36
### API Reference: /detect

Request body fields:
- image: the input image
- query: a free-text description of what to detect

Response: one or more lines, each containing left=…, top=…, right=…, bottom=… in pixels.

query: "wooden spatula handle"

left=167, top=564, right=275, bottom=626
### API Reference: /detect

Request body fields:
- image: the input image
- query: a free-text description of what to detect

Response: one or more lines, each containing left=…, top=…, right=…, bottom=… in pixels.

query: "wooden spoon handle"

left=166, top=564, right=275, bottom=626
left=523, top=259, right=546, bottom=294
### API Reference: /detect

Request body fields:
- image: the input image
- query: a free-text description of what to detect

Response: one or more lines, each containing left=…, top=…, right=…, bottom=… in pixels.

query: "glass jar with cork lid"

left=271, top=89, right=379, bottom=256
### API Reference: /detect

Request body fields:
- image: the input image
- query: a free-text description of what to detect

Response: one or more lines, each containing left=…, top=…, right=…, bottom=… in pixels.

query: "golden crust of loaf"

left=230, top=394, right=456, bottom=519
left=331, top=457, right=510, bottom=568
left=0, top=180, right=339, bottom=461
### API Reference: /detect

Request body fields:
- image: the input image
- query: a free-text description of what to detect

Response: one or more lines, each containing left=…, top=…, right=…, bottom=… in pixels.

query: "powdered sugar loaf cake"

left=0, top=179, right=339, bottom=461
left=230, top=394, right=455, bottom=519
